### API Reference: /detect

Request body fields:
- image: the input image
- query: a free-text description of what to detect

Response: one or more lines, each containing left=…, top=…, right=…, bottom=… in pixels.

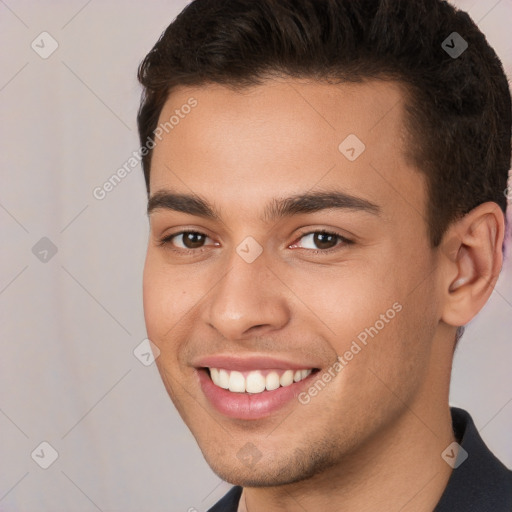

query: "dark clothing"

left=207, top=407, right=512, bottom=511
left=208, top=486, right=243, bottom=512
left=434, top=407, right=512, bottom=511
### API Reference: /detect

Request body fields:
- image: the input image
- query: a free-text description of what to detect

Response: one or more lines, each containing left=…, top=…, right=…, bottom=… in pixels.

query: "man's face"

left=143, top=79, right=445, bottom=485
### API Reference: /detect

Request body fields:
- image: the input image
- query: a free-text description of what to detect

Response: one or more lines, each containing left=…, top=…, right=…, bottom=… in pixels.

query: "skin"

left=142, top=78, right=504, bottom=511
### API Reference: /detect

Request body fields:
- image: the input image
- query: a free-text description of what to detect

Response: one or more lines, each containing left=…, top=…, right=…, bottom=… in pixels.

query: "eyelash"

left=157, top=229, right=353, bottom=256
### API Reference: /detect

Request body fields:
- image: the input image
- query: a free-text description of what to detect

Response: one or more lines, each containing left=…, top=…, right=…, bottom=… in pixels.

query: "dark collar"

left=207, top=485, right=242, bottom=512
left=208, top=407, right=512, bottom=511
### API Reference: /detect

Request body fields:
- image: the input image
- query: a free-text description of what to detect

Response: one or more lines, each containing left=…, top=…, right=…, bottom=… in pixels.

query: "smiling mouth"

left=205, top=367, right=320, bottom=394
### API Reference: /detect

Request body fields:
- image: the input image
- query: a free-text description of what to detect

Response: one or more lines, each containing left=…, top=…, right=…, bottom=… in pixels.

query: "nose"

left=204, top=249, right=291, bottom=341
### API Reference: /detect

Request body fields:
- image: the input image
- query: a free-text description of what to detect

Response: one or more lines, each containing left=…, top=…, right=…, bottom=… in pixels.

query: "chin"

left=201, top=444, right=341, bottom=488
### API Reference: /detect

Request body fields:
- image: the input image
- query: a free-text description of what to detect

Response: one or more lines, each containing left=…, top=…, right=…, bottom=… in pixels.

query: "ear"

left=439, top=202, right=505, bottom=328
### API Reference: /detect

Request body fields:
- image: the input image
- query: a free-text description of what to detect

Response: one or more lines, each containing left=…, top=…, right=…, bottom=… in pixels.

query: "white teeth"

left=228, top=371, right=245, bottom=392
left=210, top=368, right=219, bottom=383
left=246, top=371, right=266, bottom=393
left=208, top=368, right=313, bottom=393
left=279, top=370, right=294, bottom=387
left=265, top=372, right=280, bottom=391
left=218, top=369, right=230, bottom=389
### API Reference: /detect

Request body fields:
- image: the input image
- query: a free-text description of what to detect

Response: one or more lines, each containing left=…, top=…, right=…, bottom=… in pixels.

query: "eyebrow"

left=147, top=189, right=380, bottom=221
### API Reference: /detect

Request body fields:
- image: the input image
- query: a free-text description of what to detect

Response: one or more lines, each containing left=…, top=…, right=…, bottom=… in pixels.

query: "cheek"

left=142, top=254, right=164, bottom=338
left=291, top=257, right=434, bottom=392
left=285, top=262, right=403, bottom=348
left=142, top=250, right=209, bottom=345
left=143, top=252, right=182, bottom=341
left=340, top=271, right=439, bottom=408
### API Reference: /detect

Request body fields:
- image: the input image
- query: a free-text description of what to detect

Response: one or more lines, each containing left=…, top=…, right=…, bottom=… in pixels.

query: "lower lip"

left=197, top=369, right=317, bottom=420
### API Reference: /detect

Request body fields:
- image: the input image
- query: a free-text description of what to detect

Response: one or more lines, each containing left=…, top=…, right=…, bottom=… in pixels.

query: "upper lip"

left=192, top=354, right=321, bottom=372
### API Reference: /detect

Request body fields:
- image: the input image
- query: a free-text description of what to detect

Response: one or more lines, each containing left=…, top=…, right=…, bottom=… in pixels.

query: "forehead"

left=149, top=78, right=427, bottom=228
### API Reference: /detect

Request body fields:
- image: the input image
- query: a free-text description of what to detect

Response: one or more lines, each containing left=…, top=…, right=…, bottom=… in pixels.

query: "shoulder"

left=434, top=407, right=512, bottom=511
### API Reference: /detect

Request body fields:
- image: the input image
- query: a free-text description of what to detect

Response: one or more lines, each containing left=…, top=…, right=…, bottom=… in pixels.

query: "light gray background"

left=1, top=1, right=511, bottom=511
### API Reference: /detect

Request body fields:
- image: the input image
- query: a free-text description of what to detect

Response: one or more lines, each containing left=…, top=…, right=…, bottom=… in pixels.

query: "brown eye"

left=180, top=232, right=207, bottom=249
left=293, top=230, right=350, bottom=252
left=159, top=231, right=211, bottom=250
left=311, top=232, right=338, bottom=250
